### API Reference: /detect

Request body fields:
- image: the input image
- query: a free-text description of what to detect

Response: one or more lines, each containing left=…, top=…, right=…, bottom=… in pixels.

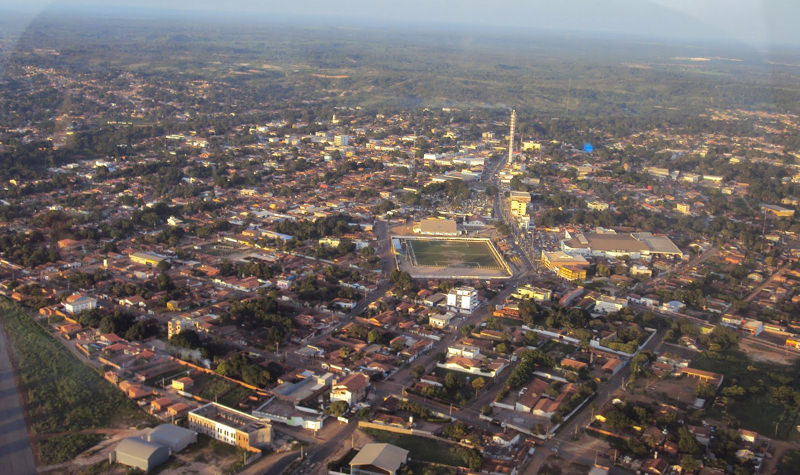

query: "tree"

left=411, top=365, right=425, bottom=380
left=472, top=377, right=486, bottom=396
left=695, top=381, right=717, bottom=399
left=367, top=329, right=382, bottom=344
left=678, top=427, right=701, bottom=456
left=681, top=454, right=700, bottom=471
left=445, top=372, right=460, bottom=390
left=461, top=324, right=475, bottom=337
left=326, top=401, right=348, bottom=417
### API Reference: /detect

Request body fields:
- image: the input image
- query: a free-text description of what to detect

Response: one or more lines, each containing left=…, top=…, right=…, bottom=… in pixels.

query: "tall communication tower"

left=508, top=109, right=516, bottom=166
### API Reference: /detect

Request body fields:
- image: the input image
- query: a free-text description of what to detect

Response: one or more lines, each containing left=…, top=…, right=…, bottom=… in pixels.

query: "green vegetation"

left=691, top=349, right=800, bottom=440
left=38, top=433, right=104, bottom=465
left=215, top=352, right=273, bottom=387
left=407, top=239, right=501, bottom=269
left=196, top=375, right=238, bottom=401
left=419, top=369, right=481, bottom=406
left=0, top=299, right=150, bottom=464
left=219, top=385, right=255, bottom=408
left=221, top=296, right=293, bottom=347
left=777, top=450, right=800, bottom=475
left=362, top=428, right=478, bottom=468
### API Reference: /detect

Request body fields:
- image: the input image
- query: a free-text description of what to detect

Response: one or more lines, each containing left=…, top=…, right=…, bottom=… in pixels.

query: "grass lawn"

left=691, top=350, right=800, bottom=440
left=0, top=299, right=151, bottom=464
left=538, top=339, right=577, bottom=356
left=219, top=385, right=254, bottom=408
left=37, top=433, right=105, bottom=465
left=408, top=239, right=501, bottom=269
left=406, top=461, right=457, bottom=474
left=196, top=374, right=238, bottom=401
left=362, top=428, right=465, bottom=467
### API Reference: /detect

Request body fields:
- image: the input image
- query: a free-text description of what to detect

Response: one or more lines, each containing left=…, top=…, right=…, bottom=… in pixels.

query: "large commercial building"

left=541, top=250, right=590, bottom=281
left=447, top=286, right=479, bottom=314
left=147, top=424, right=197, bottom=453
left=561, top=230, right=682, bottom=260
left=113, top=437, right=170, bottom=472
left=188, top=403, right=271, bottom=452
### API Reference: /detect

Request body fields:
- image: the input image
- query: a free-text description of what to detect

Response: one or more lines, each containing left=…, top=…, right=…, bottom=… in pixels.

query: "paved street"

left=524, top=327, right=667, bottom=474
left=0, top=327, right=36, bottom=475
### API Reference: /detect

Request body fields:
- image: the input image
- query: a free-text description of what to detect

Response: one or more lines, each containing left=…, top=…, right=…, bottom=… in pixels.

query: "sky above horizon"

left=3, top=0, right=800, bottom=49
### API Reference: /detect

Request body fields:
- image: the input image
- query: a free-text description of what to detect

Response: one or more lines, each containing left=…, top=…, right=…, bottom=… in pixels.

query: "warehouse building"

left=147, top=424, right=197, bottom=453
left=350, top=443, right=409, bottom=475
left=112, top=437, right=170, bottom=472
left=561, top=230, right=682, bottom=260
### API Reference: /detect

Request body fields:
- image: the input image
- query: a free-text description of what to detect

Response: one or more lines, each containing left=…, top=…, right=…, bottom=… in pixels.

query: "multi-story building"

left=512, top=284, right=552, bottom=303
left=446, top=287, right=479, bottom=313
left=330, top=372, right=370, bottom=405
left=167, top=317, right=193, bottom=339
left=188, top=403, right=271, bottom=452
left=509, top=191, right=531, bottom=217
left=64, top=293, right=98, bottom=314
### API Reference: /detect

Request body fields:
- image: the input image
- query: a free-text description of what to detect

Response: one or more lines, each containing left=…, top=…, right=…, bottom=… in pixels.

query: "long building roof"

left=563, top=231, right=682, bottom=256
left=350, top=443, right=409, bottom=472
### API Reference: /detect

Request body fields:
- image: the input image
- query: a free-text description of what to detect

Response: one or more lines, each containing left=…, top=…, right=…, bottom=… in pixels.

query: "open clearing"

left=394, top=236, right=512, bottom=279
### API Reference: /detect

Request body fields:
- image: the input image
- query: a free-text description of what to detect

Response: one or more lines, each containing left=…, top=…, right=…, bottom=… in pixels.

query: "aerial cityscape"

left=1, top=2, right=800, bottom=475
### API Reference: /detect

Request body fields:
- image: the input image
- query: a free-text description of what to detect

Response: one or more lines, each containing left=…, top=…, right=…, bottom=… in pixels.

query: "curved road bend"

left=0, top=327, right=36, bottom=475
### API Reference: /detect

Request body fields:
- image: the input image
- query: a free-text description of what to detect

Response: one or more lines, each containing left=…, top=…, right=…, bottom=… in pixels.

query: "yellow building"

left=761, top=204, right=795, bottom=217
left=168, top=317, right=192, bottom=339
left=522, top=141, right=541, bottom=151
left=129, top=252, right=164, bottom=267
left=557, top=266, right=587, bottom=281
left=171, top=377, right=194, bottom=391
left=513, top=284, right=552, bottom=302
left=509, top=191, right=531, bottom=217
left=188, top=403, right=271, bottom=452
left=541, top=250, right=589, bottom=271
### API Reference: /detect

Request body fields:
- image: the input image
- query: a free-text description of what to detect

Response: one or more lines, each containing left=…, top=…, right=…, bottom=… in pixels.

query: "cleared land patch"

left=394, top=236, right=512, bottom=279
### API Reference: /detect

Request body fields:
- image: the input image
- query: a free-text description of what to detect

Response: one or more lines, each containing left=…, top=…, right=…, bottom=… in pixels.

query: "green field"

left=0, top=299, right=152, bottom=464
left=361, top=428, right=467, bottom=467
left=407, top=239, right=501, bottom=269
left=691, top=350, right=800, bottom=441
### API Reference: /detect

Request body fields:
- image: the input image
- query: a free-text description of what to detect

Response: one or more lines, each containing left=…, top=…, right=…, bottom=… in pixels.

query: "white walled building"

left=446, top=287, right=479, bottom=314
left=429, top=311, right=456, bottom=329
left=64, top=293, right=98, bottom=314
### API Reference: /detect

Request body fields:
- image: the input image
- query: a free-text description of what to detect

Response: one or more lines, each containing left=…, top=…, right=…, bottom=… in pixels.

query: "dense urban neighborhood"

left=1, top=7, right=800, bottom=475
